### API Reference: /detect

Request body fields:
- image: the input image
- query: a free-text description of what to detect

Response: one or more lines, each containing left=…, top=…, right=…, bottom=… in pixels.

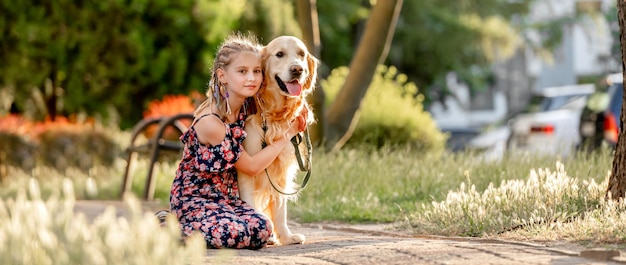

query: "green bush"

left=0, top=125, right=120, bottom=175
left=0, top=131, right=36, bottom=171
left=38, top=128, right=120, bottom=172
left=0, top=1, right=216, bottom=128
left=322, top=65, right=447, bottom=152
left=0, top=1, right=303, bottom=129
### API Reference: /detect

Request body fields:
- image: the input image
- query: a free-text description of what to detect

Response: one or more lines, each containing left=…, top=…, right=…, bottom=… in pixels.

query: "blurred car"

left=464, top=117, right=512, bottom=161
left=442, top=127, right=482, bottom=152
left=507, top=84, right=595, bottom=157
left=579, top=73, right=623, bottom=151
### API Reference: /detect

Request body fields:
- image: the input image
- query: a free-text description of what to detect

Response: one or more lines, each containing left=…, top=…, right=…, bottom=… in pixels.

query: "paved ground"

left=74, top=200, right=626, bottom=265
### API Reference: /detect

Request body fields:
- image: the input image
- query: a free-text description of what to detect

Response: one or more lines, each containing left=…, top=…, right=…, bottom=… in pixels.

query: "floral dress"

left=169, top=112, right=273, bottom=249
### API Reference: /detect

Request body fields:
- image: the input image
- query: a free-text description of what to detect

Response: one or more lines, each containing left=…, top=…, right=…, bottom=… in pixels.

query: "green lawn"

left=2, top=144, right=624, bottom=249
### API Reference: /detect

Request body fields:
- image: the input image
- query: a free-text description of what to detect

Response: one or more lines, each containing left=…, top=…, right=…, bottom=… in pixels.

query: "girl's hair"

left=195, top=32, right=262, bottom=117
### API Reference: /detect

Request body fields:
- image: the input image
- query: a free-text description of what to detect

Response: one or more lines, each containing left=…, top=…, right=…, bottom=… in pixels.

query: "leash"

left=261, top=120, right=312, bottom=196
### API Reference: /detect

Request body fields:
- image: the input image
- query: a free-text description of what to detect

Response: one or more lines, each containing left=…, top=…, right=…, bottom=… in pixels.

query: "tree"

left=296, top=0, right=325, bottom=146
left=324, top=0, right=404, bottom=151
left=389, top=0, right=535, bottom=93
left=607, top=0, right=626, bottom=201
left=314, top=0, right=367, bottom=77
left=0, top=0, right=245, bottom=128
left=239, top=0, right=301, bottom=40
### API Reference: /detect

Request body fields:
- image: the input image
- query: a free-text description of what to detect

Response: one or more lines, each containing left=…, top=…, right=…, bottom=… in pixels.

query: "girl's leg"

left=177, top=201, right=272, bottom=249
left=235, top=201, right=274, bottom=249
left=241, top=206, right=274, bottom=249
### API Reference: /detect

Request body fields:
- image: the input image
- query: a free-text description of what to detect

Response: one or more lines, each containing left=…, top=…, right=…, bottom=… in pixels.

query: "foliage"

left=0, top=132, right=36, bottom=172
left=194, top=0, right=247, bottom=44
left=403, top=161, right=605, bottom=236
left=389, top=0, right=531, bottom=93
left=315, top=0, right=369, bottom=76
left=143, top=94, right=197, bottom=119
left=0, top=178, right=205, bottom=265
left=37, top=127, right=119, bottom=172
left=239, top=0, right=301, bottom=40
left=513, top=199, right=626, bottom=245
left=142, top=94, right=198, bottom=140
left=0, top=115, right=120, bottom=175
left=0, top=0, right=224, bottom=128
left=322, top=65, right=447, bottom=152
left=0, top=0, right=596, bottom=132
left=0, top=0, right=305, bottom=129
left=312, top=0, right=538, bottom=90
left=290, top=147, right=613, bottom=224
left=2, top=166, right=91, bottom=200
left=316, top=0, right=589, bottom=105
left=398, top=153, right=626, bottom=246
left=0, top=115, right=37, bottom=171
left=1, top=129, right=624, bottom=245
left=605, top=4, right=621, bottom=69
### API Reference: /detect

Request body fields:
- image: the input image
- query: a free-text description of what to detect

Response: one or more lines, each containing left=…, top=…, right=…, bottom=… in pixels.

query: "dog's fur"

left=238, top=36, right=318, bottom=245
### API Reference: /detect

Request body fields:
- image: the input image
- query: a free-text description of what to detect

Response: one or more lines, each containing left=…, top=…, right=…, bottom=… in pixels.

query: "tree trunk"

left=607, top=0, right=626, bottom=200
left=296, top=0, right=326, bottom=147
left=324, top=0, right=403, bottom=151
left=45, top=77, right=57, bottom=120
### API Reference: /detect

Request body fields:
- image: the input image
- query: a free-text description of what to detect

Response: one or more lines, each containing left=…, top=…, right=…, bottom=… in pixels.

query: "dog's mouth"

left=275, top=76, right=302, bottom=97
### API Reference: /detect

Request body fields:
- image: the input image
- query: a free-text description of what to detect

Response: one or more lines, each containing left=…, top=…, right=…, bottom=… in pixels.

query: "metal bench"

left=120, top=113, right=194, bottom=200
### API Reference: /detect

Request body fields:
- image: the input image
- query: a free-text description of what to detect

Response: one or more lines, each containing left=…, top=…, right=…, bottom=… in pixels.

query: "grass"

left=0, top=178, right=206, bottom=265
left=2, top=139, right=625, bottom=259
left=290, top=146, right=613, bottom=224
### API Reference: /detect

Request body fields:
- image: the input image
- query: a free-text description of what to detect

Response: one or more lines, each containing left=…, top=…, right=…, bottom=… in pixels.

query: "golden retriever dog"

left=238, top=36, right=318, bottom=246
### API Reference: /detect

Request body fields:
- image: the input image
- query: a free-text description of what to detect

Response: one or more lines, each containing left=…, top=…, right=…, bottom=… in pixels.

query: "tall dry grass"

left=0, top=178, right=206, bottom=265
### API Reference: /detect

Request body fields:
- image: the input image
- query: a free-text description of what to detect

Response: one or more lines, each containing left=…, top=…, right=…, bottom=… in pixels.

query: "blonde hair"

left=195, top=32, right=262, bottom=117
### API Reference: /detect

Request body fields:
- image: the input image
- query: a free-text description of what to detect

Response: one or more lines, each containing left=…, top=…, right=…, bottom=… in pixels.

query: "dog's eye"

left=276, top=51, right=284, bottom=58
left=298, top=51, right=305, bottom=57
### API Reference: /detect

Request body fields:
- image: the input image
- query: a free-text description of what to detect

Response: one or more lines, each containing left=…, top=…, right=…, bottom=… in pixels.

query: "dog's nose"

left=290, top=65, right=303, bottom=77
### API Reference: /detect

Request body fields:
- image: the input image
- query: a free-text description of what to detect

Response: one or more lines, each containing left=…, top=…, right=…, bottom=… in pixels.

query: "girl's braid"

left=195, top=33, right=262, bottom=117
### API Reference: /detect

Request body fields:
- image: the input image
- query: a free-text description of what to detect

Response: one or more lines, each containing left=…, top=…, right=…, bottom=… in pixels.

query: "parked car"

left=507, top=84, right=595, bottom=157
left=442, top=127, right=482, bottom=152
left=464, top=115, right=512, bottom=161
left=579, top=73, right=623, bottom=151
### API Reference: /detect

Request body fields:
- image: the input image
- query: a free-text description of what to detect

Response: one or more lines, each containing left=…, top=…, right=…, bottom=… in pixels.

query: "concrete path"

left=74, top=201, right=626, bottom=265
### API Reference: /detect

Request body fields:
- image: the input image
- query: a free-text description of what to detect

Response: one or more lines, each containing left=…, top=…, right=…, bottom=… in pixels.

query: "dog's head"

left=262, top=36, right=318, bottom=98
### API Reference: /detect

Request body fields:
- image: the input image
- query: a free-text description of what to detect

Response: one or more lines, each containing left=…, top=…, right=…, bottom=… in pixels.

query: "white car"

left=507, top=84, right=595, bottom=157
left=465, top=121, right=511, bottom=161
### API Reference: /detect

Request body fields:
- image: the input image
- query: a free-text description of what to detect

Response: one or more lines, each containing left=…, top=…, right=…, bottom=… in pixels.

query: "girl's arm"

left=235, top=137, right=293, bottom=176
left=194, top=115, right=227, bottom=146
left=235, top=112, right=307, bottom=176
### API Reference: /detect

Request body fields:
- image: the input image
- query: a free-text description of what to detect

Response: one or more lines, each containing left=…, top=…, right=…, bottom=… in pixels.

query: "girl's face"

left=218, top=51, right=263, bottom=99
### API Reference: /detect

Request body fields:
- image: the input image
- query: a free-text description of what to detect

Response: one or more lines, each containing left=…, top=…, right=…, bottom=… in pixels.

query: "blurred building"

left=431, top=0, right=618, bottom=131
left=498, top=0, right=618, bottom=113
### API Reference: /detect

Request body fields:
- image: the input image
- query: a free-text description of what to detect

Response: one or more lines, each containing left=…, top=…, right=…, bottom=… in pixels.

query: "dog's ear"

left=260, top=45, right=269, bottom=63
left=303, top=53, right=319, bottom=94
left=260, top=46, right=268, bottom=70
left=260, top=46, right=270, bottom=92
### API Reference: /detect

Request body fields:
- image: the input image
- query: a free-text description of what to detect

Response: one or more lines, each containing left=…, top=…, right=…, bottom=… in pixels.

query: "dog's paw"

left=266, top=234, right=279, bottom=245
left=279, top=233, right=305, bottom=245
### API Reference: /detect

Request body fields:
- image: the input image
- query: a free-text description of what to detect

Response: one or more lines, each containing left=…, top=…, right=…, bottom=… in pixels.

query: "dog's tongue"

left=286, top=81, right=302, bottom=96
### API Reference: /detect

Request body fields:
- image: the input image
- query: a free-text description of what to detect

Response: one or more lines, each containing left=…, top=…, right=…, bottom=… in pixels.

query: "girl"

left=168, top=33, right=307, bottom=249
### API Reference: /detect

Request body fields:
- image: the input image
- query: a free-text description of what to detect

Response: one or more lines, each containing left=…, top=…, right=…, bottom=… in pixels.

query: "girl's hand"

left=297, top=109, right=308, bottom=132
left=287, top=110, right=308, bottom=138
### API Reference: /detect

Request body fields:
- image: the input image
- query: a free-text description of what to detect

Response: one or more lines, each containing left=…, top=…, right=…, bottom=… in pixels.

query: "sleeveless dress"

left=169, top=111, right=273, bottom=249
